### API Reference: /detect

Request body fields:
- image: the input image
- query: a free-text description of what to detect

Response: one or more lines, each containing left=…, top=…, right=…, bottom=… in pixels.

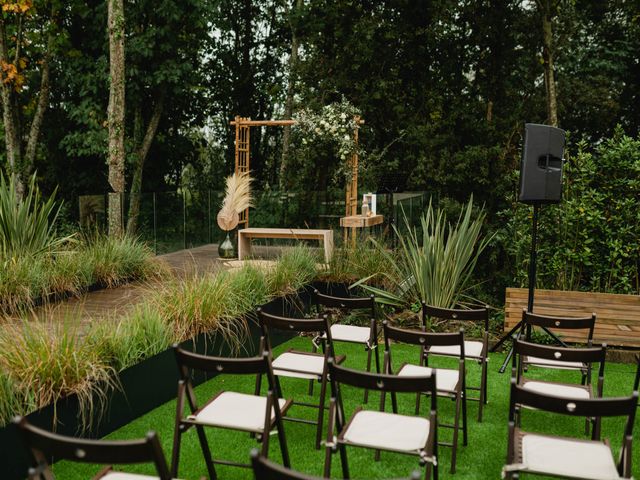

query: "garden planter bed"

left=505, top=287, right=640, bottom=347
left=0, top=289, right=309, bottom=479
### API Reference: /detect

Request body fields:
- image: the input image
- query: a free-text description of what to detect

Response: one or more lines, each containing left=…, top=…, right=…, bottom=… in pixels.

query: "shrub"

left=500, top=128, right=640, bottom=294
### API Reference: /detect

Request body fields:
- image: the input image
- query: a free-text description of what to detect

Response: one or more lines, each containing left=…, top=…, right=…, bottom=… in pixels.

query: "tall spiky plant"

left=356, top=196, right=492, bottom=311
left=0, top=173, right=73, bottom=259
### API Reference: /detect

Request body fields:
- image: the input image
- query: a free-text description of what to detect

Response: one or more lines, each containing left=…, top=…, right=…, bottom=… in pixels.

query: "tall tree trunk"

left=0, top=16, right=24, bottom=197
left=539, top=0, right=558, bottom=127
left=107, top=0, right=126, bottom=237
left=279, top=0, right=303, bottom=190
left=24, top=15, right=54, bottom=179
left=126, top=91, right=165, bottom=236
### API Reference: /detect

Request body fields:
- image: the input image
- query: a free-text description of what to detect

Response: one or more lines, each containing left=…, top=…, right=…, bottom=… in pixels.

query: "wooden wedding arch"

left=231, top=116, right=364, bottom=230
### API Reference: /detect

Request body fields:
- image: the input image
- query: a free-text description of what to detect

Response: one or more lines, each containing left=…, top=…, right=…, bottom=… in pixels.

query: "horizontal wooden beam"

left=230, top=118, right=365, bottom=126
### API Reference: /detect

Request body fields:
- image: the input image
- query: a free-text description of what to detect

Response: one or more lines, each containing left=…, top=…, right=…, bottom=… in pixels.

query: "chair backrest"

left=250, top=448, right=421, bottom=480
left=313, top=289, right=376, bottom=318
left=422, top=303, right=489, bottom=332
left=522, top=309, right=596, bottom=343
left=512, top=339, right=607, bottom=380
left=14, top=416, right=171, bottom=480
left=258, top=308, right=334, bottom=352
left=329, top=358, right=437, bottom=396
left=173, top=344, right=272, bottom=380
left=383, top=321, right=465, bottom=358
left=508, top=378, right=638, bottom=438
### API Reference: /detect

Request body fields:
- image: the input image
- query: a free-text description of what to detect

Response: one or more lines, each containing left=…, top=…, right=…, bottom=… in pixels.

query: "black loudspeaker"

left=519, top=123, right=566, bottom=204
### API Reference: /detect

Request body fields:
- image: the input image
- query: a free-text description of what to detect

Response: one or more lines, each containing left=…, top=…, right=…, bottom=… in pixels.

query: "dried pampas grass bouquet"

left=217, top=172, right=253, bottom=231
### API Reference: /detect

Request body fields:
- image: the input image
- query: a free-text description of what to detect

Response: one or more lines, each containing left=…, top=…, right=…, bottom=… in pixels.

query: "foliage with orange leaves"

left=1, top=0, right=33, bottom=14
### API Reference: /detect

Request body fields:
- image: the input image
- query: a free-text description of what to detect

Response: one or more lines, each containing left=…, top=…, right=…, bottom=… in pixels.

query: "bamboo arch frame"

left=231, top=116, right=364, bottom=228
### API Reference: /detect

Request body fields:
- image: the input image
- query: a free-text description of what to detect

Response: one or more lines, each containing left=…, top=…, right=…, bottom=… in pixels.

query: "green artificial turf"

left=54, top=337, right=639, bottom=479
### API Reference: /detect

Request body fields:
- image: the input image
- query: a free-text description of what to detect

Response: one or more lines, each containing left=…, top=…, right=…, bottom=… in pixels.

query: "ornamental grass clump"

left=0, top=319, right=117, bottom=429
left=0, top=255, right=47, bottom=313
left=80, top=234, right=168, bottom=288
left=266, top=246, right=319, bottom=296
left=88, top=304, right=174, bottom=372
left=319, top=243, right=397, bottom=289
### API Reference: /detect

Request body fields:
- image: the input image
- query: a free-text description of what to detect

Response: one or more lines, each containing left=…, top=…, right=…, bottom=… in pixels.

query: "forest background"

left=0, top=0, right=638, bottom=304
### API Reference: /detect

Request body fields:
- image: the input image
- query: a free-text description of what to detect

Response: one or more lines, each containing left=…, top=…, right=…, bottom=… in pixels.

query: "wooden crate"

left=505, top=288, right=640, bottom=347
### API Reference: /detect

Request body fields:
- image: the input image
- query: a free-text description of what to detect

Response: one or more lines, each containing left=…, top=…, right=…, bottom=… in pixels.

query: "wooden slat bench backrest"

left=505, top=288, right=640, bottom=347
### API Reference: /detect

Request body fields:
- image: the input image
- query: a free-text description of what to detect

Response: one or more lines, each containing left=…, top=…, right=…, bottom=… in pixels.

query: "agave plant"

left=0, top=173, right=73, bottom=259
left=355, top=196, right=492, bottom=311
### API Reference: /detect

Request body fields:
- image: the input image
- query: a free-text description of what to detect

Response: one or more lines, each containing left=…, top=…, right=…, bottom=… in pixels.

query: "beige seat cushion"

left=524, top=355, right=585, bottom=370
left=273, top=352, right=325, bottom=379
left=343, top=410, right=430, bottom=453
left=190, top=391, right=287, bottom=432
left=397, top=364, right=459, bottom=392
left=520, top=433, right=621, bottom=479
left=428, top=340, right=484, bottom=359
left=521, top=380, right=590, bottom=399
left=327, top=324, right=371, bottom=344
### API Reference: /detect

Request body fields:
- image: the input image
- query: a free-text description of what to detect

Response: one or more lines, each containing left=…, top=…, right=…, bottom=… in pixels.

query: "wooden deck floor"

left=14, top=244, right=228, bottom=329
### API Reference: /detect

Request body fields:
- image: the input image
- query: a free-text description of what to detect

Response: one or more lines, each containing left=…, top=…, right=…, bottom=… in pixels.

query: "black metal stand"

left=492, top=203, right=567, bottom=373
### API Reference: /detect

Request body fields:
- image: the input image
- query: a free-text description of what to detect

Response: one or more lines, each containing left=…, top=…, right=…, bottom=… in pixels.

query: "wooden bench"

left=237, top=228, right=334, bottom=263
left=505, top=287, right=640, bottom=347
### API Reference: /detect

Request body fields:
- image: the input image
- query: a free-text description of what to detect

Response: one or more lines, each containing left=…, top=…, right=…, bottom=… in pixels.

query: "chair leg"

left=195, top=424, right=217, bottom=480
left=478, top=359, right=488, bottom=422
left=415, top=392, right=421, bottom=415
left=276, top=421, right=291, bottom=468
left=309, top=343, right=318, bottom=396
left=324, top=443, right=334, bottom=478
left=316, top=374, right=328, bottom=450
left=450, top=394, right=461, bottom=474
left=364, top=347, right=373, bottom=403
left=339, top=443, right=350, bottom=479
left=170, top=424, right=182, bottom=479
left=462, top=389, right=468, bottom=447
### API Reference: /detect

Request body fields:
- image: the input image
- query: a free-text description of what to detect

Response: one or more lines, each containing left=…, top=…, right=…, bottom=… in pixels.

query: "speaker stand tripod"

left=491, top=203, right=567, bottom=373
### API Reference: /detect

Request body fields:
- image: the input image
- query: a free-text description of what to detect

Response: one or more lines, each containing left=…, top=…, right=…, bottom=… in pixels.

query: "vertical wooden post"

left=344, top=115, right=360, bottom=245
left=234, top=116, right=251, bottom=228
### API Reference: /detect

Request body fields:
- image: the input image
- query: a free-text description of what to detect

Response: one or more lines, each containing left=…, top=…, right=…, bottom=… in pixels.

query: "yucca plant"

left=0, top=172, right=73, bottom=259
left=357, top=197, right=492, bottom=312
left=0, top=319, right=117, bottom=430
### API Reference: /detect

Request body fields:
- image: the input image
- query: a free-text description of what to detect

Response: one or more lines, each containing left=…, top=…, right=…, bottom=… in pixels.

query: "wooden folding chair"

left=257, top=308, right=345, bottom=450
left=171, top=346, right=290, bottom=479
left=313, top=289, right=380, bottom=403
left=521, top=310, right=596, bottom=382
left=503, top=378, right=638, bottom=479
left=422, top=303, right=489, bottom=421
left=512, top=339, right=607, bottom=435
left=14, top=416, right=176, bottom=480
left=324, top=360, right=438, bottom=480
left=383, top=321, right=468, bottom=474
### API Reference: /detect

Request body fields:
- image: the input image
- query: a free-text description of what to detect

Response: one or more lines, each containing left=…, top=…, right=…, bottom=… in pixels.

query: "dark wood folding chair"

left=421, top=303, right=489, bottom=421
left=324, top=360, right=438, bottom=480
left=512, top=339, right=607, bottom=435
left=634, top=354, right=640, bottom=393
left=171, top=346, right=290, bottom=479
left=313, top=289, right=380, bottom=403
left=520, top=310, right=596, bottom=382
left=503, top=378, right=638, bottom=479
left=250, top=448, right=421, bottom=479
left=14, top=416, right=176, bottom=480
left=257, top=308, right=346, bottom=450
left=382, top=321, right=468, bottom=473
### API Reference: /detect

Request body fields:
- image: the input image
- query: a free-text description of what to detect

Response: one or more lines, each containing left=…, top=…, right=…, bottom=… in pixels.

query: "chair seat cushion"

left=524, top=355, right=585, bottom=370
left=326, top=324, right=371, bottom=344
left=428, top=340, right=484, bottom=359
left=520, top=433, right=620, bottom=479
left=397, top=364, right=459, bottom=392
left=343, top=410, right=430, bottom=453
left=191, top=391, right=287, bottom=432
left=521, top=380, right=591, bottom=399
left=273, top=351, right=325, bottom=379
